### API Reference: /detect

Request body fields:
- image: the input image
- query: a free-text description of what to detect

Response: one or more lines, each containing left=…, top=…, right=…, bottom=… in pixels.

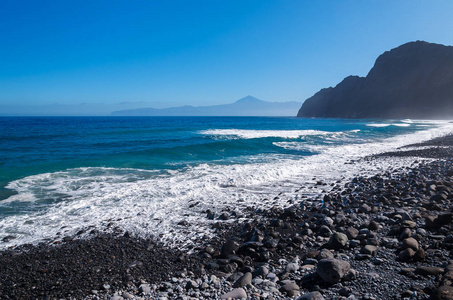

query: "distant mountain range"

left=298, top=41, right=453, bottom=119
left=111, top=96, right=301, bottom=116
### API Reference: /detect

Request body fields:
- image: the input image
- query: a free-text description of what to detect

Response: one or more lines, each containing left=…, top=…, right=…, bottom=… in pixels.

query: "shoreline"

left=1, top=135, right=453, bottom=299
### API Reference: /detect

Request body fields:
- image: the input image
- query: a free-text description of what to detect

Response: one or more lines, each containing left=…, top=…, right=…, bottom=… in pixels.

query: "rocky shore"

left=2, top=135, right=453, bottom=300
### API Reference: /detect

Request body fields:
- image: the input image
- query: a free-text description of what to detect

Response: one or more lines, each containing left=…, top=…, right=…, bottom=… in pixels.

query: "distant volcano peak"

left=234, top=95, right=264, bottom=104
left=112, top=96, right=301, bottom=116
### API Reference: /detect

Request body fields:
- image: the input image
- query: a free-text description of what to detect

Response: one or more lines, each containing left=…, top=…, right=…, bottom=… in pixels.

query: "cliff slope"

left=298, top=41, right=453, bottom=119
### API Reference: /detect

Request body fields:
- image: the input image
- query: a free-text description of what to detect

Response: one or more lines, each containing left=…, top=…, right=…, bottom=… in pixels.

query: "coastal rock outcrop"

left=297, top=41, right=453, bottom=119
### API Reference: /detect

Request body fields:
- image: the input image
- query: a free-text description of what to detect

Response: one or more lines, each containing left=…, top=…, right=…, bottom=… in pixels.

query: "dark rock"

left=280, top=281, right=300, bottom=297
left=233, top=272, right=252, bottom=288
left=229, top=256, right=244, bottom=267
left=399, top=228, right=412, bottom=241
left=426, top=213, right=453, bottom=229
left=222, top=263, right=238, bottom=273
left=415, top=266, right=444, bottom=276
left=264, top=238, right=279, bottom=248
left=434, top=285, right=453, bottom=300
left=253, top=265, right=269, bottom=277
left=316, top=258, right=351, bottom=284
left=399, top=248, right=416, bottom=262
left=361, top=245, right=378, bottom=256
left=402, top=237, right=419, bottom=251
left=339, top=287, right=351, bottom=296
left=414, top=249, right=426, bottom=261
left=345, top=227, right=359, bottom=240
left=185, top=280, right=199, bottom=290
left=297, top=41, right=453, bottom=119
left=318, top=225, right=333, bottom=237
left=219, top=212, right=230, bottom=220
left=355, top=253, right=372, bottom=260
left=1, top=235, right=16, bottom=242
left=177, top=220, right=189, bottom=226
left=368, top=220, right=380, bottom=231
left=317, top=249, right=334, bottom=260
left=400, top=267, right=416, bottom=275
left=304, top=258, right=318, bottom=265
left=401, top=290, right=414, bottom=298
left=401, top=220, right=417, bottom=229
left=297, top=291, right=325, bottom=300
left=221, top=239, right=240, bottom=257
left=437, top=213, right=453, bottom=225
left=327, top=232, right=348, bottom=249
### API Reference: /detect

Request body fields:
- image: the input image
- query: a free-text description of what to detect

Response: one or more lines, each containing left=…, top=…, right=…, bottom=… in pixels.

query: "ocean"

left=0, top=116, right=452, bottom=250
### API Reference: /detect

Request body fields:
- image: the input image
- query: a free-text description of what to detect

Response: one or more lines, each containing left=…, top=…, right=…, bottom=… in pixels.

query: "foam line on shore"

left=198, top=129, right=360, bottom=139
left=0, top=122, right=452, bottom=250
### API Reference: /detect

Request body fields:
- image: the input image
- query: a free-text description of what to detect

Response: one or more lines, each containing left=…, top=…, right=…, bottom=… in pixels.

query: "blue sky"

left=1, top=0, right=452, bottom=115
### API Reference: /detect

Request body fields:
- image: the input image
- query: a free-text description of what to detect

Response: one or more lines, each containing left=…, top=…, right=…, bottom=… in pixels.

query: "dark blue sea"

left=0, top=116, right=451, bottom=248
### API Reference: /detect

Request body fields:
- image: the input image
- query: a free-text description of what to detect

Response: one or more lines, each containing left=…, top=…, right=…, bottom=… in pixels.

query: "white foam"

left=402, top=145, right=450, bottom=151
left=366, top=123, right=391, bottom=127
left=273, top=142, right=330, bottom=153
left=1, top=122, right=452, bottom=250
left=199, top=129, right=356, bottom=139
left=366, top=123, right=412, bottom=128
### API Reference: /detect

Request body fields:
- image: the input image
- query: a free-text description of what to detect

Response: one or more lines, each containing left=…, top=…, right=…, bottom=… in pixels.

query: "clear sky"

left=1, top=0, right=452, bottom=115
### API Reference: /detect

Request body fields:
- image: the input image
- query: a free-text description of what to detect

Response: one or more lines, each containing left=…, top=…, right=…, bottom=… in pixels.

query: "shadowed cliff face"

left=298, top=41, right=453, bottom=119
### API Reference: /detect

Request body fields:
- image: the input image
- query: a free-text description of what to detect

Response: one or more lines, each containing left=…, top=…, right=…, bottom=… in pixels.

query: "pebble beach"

left=2, top=134, right=453, bottom=300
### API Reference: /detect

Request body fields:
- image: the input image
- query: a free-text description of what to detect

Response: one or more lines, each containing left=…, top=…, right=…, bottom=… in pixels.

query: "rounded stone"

left=317, top=258, right=351, bottom=284
left=361, top=245, right=378, bottom=256
left=297, top=291, right=325, bottom=300
left=233, top=272, right=252, bottom=288
left=402, top=237, right=419, bottom=251
left=328, top=232, right=348, bottom=249
left=399, top=248, right=416, bottom=262
left=220, top=288, right=247, bottom=299
left=221, top=239, right=240, bottom=257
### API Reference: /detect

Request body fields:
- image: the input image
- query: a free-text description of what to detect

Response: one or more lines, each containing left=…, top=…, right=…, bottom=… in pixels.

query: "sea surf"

left=0, top=116, right=452, bottom=249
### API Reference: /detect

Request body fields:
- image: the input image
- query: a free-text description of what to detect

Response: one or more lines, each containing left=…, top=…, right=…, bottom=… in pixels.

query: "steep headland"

left=298, top=41, right=453, bottom=119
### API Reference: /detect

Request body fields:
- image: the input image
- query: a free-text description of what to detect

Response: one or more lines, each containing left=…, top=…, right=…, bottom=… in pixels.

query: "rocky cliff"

left=297, top=41, right=453, bottom=119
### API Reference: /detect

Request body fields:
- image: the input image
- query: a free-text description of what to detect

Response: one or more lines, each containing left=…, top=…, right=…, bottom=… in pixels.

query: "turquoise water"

left=0, top=116, right=451, bottom=248
left=0, top=117, right=422, bottom=187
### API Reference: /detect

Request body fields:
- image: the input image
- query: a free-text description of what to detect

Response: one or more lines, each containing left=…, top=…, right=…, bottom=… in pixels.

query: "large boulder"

left=317, top=258, right=351, bottom=284
left=328, top=232, right=348, bottom=249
